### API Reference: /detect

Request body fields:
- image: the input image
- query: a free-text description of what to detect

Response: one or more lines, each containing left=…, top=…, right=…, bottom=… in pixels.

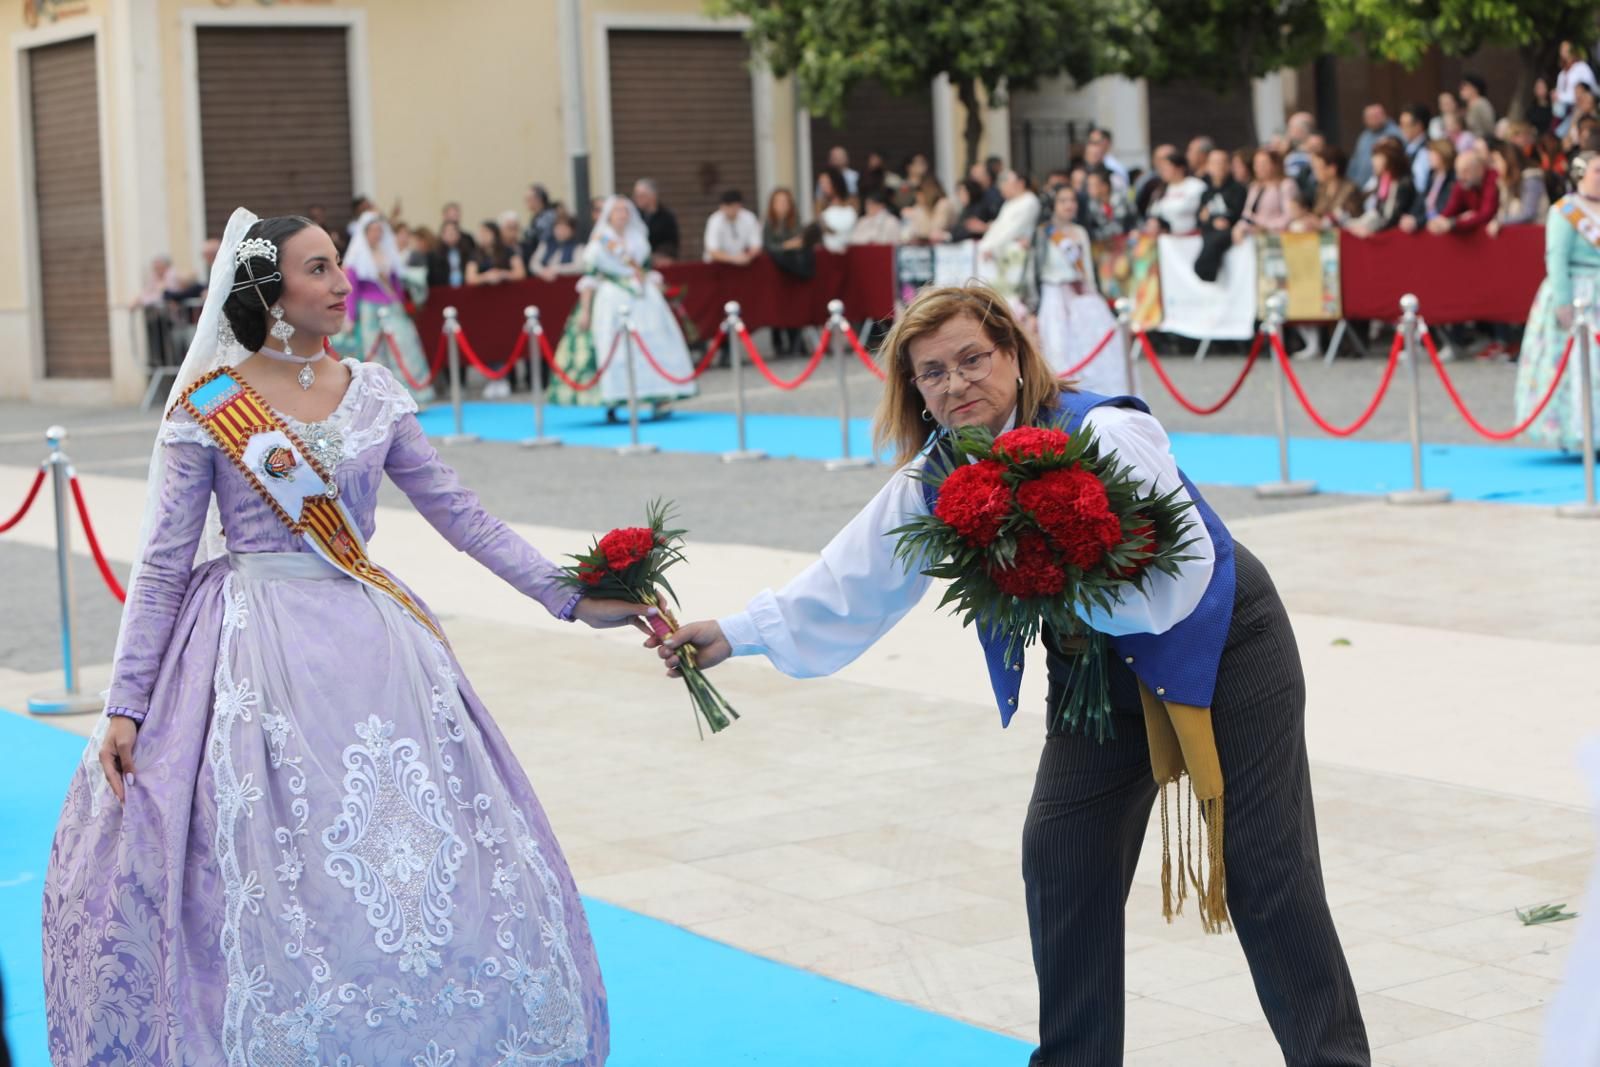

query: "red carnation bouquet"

left=892, top=423, right=1198, bottom=740
left=562, top=501, right=739, bottom=737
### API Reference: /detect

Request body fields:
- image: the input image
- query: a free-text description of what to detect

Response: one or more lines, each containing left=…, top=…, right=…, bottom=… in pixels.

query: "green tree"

left=710, top=0, right=1102, bottom=169
left=1322, top=0, right=1597, bottom=120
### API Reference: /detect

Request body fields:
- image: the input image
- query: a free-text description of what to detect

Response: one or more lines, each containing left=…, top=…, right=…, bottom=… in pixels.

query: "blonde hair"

left=872, top=283, right=1063, bottom=467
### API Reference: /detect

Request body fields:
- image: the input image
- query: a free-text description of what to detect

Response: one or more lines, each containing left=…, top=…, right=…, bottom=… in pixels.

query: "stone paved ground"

left=2, top=347, right=1595, bottom=1065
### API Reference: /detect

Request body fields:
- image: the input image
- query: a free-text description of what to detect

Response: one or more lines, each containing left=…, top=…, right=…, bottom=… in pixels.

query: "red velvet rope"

left=1059, top=328, right=1115, bottom=379
left=839, top=322, right=887, bottom=380
left=539, top=327, right=624, bottom=393
left=738, top=325, right=830, bottom=390
left=455, top=327, right=528, bottom=381
left=1269, top=330, right=1401, bottom=437
left=1140, top=331, right=1261, bottom=415
left=0, top=465, right=46, bottom=534
left=1421, top=327, right=1574, bottom=441
left=630, top=327, right=723, bottom=385
left=385, top=331, right=449, bottom=391
left=68, top=475, right=125, bottom=603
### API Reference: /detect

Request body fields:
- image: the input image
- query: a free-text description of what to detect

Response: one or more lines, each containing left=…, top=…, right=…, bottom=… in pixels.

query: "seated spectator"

left=1347, top=139, right=1417, bottom=236
left=1459, top=75, right=1496, bottom=138
left=1563, top=82, right=1599, bottom=149
left=954, top=177, right=991, bottom=239
left=632, top=178, right=680, bottom=263
left=900, top=175, right=957, bottom=243
left=531, top=211, right=583, bottom=280
left=133, top=254, right=179, bottom=309
left=1080, top=167, right=1133, bottom=241
left=1142, top=145, right=1206, bottom=234
left=1307, top=144, right=1363, bottom=228
left=426, top=219, right=471, bottom=287
left=1529, top=77, right=1555, bottom=134
left=1399, top=105, right=1434, bottom=190
left=1488, top=142, right=1550, bottom=235
left=1350, top=105, right=1401, bottom=187
left=1234, top=147, right=1300, bottom=241
left=813, top=168, right=859, bottom=253
left=894, top=152, right=931, bottom=211
left=1404, top=139, right=1459, bottom=231
left=521, top=184, right=558, bottom=262
left=850, top=188, right=901, bottom=244
left=1430, top=92, right=1460, bottom=140
left=762, top=188, right=809, bottom=355
left=702, top=189, right=763, bottom=264
left=822, top=145, right=860, bottom=199
left=465, top=220, right=526, bottom=284
left=1195, top=148, right=1247, bottom=280
left=858, top=151, right=894, bottom=203
left=1230, top=148, right=1253, bottom=187
left=1441, top=110, right=1474, bottom=154
left=1427, top=152, right=1499, bottom=234
left=497, top=211, right=526, bottom=269
left=405, top=226, right=434, bottom=271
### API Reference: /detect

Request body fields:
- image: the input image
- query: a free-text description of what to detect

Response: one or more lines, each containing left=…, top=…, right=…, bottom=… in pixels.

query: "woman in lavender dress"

left=42, top=210, right=645, bottom=1066
left=334, top=211, right=436, bottom=404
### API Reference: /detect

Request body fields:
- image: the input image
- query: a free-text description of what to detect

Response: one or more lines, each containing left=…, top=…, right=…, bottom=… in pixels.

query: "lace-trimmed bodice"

left=159, top=359, right=417, bottom=472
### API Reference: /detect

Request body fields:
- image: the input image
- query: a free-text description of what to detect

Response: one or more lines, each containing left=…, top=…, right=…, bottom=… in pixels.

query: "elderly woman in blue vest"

left=651, top=284, right=1370, bottom=1066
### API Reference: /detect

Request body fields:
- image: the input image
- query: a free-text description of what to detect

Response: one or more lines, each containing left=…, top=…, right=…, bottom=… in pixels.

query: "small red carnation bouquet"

left=892, top=423, right=1198, bottom=741
left=563, top=500, right=739, bottom=737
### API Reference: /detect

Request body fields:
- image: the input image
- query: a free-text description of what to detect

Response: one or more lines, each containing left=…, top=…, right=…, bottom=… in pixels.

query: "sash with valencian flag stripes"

left=178, top=368, right=446, bottom=643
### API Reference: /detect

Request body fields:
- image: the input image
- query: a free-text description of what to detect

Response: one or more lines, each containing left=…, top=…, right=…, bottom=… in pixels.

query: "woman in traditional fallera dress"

left=1031, top=184, right=1135, bottom=397
left=547, top=196, right=698, bottom=417
left=331, top=211, right=437, bottom=404
left=1515, top=151, right=1600, bottom=453
left=42, top=210, right=647, bottom=1065
left=651, top=285, right=1370, bottom=1066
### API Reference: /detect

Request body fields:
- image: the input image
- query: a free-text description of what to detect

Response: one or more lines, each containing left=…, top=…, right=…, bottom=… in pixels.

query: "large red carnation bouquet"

left=562, top=501, right=739, bottom=737
left=892, top=423, right=1198, bottom=740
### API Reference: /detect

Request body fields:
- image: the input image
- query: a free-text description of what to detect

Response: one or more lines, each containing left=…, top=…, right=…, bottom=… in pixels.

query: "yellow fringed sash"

left=1140, top=682, right=1230, bottom=933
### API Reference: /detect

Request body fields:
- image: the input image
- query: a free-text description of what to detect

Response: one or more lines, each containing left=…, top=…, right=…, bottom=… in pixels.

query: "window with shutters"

left=29, top=36, right=110, bottom=379
left=196, top=27, right=353, bottom=239
left=608, top=30, right=757, bottom=262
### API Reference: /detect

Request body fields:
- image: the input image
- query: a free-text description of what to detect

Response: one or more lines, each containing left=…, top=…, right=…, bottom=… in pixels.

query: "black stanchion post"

left=1558, top=297, right=1600, bottom=519
left=520, top=306, right=562, bottom=449
left=1254, top=292, right=1319, bottom=498
left=29, top=426, right=101, bottom=715
left=1387, top=294, right=1451, bottom=506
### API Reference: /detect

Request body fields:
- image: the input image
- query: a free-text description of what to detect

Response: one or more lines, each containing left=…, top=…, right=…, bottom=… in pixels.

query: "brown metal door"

left=197, top=27, right=353, bottom=238
left=30, top=36, right=110, bottom=379
left=608, top=30, right=758, bottom=261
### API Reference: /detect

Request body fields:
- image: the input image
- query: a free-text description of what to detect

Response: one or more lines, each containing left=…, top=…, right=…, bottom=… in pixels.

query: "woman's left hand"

left=572, top=597, right=656, bottom=634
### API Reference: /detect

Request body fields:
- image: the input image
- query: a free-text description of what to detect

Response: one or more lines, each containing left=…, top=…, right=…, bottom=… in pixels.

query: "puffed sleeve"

left=105, top=436, right=215, bottom=722
left=718, top=464, right=933, bottom=677
left=383, top=413, right=579, bottom=620
left=1075, top=404, right=1216, bottom=636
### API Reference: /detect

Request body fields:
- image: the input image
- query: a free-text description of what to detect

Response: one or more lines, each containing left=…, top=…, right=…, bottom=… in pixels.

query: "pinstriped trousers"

left=1025, top=543, right=1370, bottom=1066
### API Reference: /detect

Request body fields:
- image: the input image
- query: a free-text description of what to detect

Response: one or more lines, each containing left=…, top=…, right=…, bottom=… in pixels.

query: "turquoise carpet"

left=418, top=402, right=1593, bottom=507
left=0, top=710, right=1030, bottom=1065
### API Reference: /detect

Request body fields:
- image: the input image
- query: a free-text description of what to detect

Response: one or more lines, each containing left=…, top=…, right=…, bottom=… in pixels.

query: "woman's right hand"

left=646, top=619, right=730, bottom=677
left=99, top=716, right=139, bottom=803
left=1557, top=304, right=1575, bottom=329
left=576, top=309, right=590, bottom=332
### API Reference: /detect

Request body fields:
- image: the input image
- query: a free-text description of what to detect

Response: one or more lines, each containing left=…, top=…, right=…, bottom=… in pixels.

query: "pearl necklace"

left=257, top=342, right=326, bottom=390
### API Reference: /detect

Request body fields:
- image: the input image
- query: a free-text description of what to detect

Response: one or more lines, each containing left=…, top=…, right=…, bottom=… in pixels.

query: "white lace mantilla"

left=160, top=360, right=418, bottom=473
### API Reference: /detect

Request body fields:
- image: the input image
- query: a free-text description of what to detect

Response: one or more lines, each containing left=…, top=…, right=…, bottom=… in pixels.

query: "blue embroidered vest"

left=921, top=391, right=1237, bottom=726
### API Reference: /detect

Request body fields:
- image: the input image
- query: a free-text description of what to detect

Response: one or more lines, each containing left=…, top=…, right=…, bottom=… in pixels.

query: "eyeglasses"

left=911, top=348, right=997, bottom=393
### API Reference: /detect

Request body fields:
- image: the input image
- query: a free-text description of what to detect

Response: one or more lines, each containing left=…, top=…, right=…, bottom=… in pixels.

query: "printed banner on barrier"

left=1256, top=232, right=1341, bottom=321
left=895, top=242, right=992, bottom=303
left=1157, top=235, right=1257, bottom=341
left=1092, top=234, right=1162, bottom=331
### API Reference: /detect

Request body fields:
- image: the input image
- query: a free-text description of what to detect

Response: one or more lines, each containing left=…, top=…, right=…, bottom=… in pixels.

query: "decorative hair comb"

left=235, top=236, right=278, bottom=267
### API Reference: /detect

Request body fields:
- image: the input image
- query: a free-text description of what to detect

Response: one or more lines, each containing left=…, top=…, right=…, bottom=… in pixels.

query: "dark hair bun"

left=220, top=215, right=314, bottom=351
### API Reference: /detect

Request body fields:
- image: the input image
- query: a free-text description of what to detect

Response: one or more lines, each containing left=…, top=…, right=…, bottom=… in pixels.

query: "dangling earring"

left=1017, top=376, right=1024, bottom=387
left=921, top=408, right=933, bottom=422
left=269, top=305, right=296, bottom=351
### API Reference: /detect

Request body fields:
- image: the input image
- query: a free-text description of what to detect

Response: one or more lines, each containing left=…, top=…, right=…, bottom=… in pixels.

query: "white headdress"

left=342, top=210, right=402, bottom=283
left=591, top=194, right=651, bottom=267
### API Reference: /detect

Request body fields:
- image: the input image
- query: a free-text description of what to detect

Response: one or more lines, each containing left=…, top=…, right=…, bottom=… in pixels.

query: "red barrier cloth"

left=414, top=247, right=895, bottom=368
left=1338, top=226, right=1545, bottom=324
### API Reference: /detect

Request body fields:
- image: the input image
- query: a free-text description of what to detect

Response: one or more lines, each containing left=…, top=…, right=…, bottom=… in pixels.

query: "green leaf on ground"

left=1516, top=903, right=1578, bottom=926
left=1331, top=638, right=1352, bottom=647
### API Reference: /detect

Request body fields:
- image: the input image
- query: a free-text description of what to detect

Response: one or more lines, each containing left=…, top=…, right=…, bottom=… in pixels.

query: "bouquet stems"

left=1053, top=631, right=1116, bottom=742
left=645, top=592, right=740, bottom=738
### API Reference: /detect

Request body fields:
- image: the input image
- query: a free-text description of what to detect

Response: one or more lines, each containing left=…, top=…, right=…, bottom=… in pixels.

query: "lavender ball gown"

left=41, top=360, right=608, bottom=1066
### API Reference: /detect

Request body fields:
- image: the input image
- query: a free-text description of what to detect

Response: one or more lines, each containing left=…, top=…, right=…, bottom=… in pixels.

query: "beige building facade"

left=1, top=0, right=1004, bottom=404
